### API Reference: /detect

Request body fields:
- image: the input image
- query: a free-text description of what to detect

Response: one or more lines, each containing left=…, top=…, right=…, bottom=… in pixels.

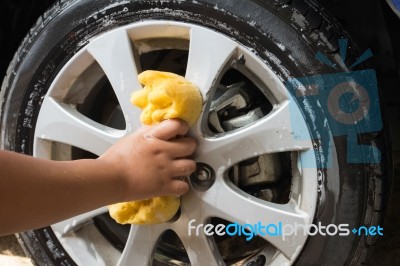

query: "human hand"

left=98, top=119, right=197, bottom=202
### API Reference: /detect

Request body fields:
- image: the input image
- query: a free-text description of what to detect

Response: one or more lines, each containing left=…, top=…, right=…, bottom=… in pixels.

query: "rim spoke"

left=52, top=207, right=107, bottom=236
left=185, top=26, right=238, bottom=98
left=34, top=98, right=123, bottom=156
left=117, top=225, right=167, bottom=266
left=196, top=101, right=311, bottom=169
left=177, top=227, right=224, bottom=266
left=202, top=179, right=310, bottom=259
left=86, top=28, right=142, bottom=132
left=170, top=195, right=225, bottom=265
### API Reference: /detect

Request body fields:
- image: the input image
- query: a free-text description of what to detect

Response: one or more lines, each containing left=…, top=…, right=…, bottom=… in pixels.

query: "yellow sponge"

left=108, top=197, right=180, bottom=224
left=132, top=70, right=202, bottom=126
left=108, top=70, right=202, bottom=225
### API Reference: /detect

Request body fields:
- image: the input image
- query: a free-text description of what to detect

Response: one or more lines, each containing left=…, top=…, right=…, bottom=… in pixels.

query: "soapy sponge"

left=132, top=70, right=202, bottom=126
left=108, top=70, right=202, bottom=224
left=108, top=196, right=181, bottom=224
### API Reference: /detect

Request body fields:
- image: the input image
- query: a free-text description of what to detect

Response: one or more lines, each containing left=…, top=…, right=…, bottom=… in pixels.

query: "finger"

left=167, top=180, right=190, bottom=196
left=166, top=137, right=197, bottom=158
left=170, top=159, right=197, bottom=177
left=147, top=119, right=189, bottom=140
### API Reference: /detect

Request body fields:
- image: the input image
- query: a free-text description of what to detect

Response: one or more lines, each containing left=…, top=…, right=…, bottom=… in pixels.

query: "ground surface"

left=0, top=235, right=33, bottom=265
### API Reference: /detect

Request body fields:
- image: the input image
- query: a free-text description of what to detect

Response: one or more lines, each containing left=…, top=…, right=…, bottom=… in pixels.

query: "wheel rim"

left=33, top=21, right=318, bottom=265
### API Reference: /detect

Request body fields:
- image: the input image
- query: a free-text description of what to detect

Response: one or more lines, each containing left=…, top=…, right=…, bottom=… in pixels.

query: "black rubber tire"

left=0, top=0, right=390, bottom=265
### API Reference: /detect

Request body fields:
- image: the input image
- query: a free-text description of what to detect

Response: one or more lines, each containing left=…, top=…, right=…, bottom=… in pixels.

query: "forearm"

left=0, top=150, right=124, bottom=235
left=0, top=120, right=196, bottom=235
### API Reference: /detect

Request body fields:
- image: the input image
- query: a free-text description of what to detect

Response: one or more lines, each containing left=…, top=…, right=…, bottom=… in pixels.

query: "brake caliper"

left=209, top=81, right=265, bottom=133
left=208, top=81, right=283, bottom=201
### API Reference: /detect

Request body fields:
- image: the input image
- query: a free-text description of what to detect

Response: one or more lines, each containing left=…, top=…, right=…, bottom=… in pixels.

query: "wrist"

left=94, top=157, right=128, bottom=204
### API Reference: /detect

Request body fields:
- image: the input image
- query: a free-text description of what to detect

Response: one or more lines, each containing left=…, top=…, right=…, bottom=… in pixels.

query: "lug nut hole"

left=189, top=163, right=215, bottom=191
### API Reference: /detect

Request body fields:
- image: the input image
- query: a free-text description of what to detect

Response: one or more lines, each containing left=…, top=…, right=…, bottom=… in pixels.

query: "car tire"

left=0, top=0, right=390, bottom=265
